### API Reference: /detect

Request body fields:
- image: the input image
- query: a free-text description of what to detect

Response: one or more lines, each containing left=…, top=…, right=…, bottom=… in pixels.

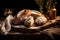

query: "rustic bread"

left=13, top=9, right=32, bottom=25
left=35, top=16, right=47, bottom=26
left=17, top=9, right=32, bottom=18
left=31, top=10, right=45, bottom=19
left=24, top=16, right=34, bottom=27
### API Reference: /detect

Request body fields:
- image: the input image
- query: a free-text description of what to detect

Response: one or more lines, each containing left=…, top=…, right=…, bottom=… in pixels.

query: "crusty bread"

left=12, top=17, right=19, bottom=25
left=31, top=10, right=45, bottom=20
left=17, top=9, right=32, bottom=19
left=13, top=9, right=32, bottom=25
left=24, top=16, right=34, bottom=27
left=12, top=9, right=47, bottom=26
left=35, top=16, right=47, bottom=26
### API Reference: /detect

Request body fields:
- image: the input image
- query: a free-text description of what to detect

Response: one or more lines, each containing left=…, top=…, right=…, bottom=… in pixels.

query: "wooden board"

left=7, top=19, right=56, bottom=35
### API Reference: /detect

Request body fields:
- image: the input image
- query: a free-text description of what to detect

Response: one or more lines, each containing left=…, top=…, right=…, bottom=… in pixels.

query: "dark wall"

left=0, top=0, right=39, bottom=10
left=56, top=0, right=60, bottom=16
left=0, top=0, right=60, bottom=18
left=0, top=0, right=39, bottom=17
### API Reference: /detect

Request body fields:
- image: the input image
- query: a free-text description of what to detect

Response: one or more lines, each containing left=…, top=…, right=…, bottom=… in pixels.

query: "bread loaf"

left=13, top=9, right=32, bottom=25
left=35, top=16, right=47, bottom=26
left=31, top=10, right=45, bottom=19
left=17, top=9, right=32, bottom=18
left=24, top=16, right=34, bottom=27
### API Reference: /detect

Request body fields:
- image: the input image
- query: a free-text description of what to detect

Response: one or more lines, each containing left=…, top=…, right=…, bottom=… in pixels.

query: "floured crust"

left=24, top=16, right=34, bottom=27
left=12, top=9, right=48, bottom=27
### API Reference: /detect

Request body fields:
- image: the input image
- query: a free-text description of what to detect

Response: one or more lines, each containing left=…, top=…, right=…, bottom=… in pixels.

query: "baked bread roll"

left=17, top=9, right=32, bottom=18
left=19, top=15, right=28, bottom=24
left=31, top=10, right=45, bottom=19
left=13, top=9, right=32, bottom=25
left=24, top=16, right=34, bottom=27
left=12, top=18, right=19, bottom=25
left=35, top=16, right=47, bottom=26
left=12, top=15, right=20, bottom=25
left=16, top=9, right=32, bottom=24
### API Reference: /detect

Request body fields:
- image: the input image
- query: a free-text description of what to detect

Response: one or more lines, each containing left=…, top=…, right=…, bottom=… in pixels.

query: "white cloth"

left=1, top=15, right=14, bottom=35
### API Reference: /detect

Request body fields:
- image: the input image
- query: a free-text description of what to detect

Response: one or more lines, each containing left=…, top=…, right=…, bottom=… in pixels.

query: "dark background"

left=0, top=0, right=60, bottom=17
left=0, top=0, right=39, bottom=17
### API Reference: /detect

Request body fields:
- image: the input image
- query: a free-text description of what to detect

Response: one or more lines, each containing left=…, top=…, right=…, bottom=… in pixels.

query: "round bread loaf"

left=31, top=10, right=45, bottom=19
left=24, top=16, right=34, bottom=27
left=35, top=16, right=47, bottom=26
left=19, top=15, right=28, bottom=24
left=17, top=9, right=32, bottom=18
left=13, top=9, right=32, bottom=25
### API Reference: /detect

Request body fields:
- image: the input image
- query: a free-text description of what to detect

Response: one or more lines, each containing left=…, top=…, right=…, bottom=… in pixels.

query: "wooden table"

left=1, top=16, right=60, bottom=35
left=0, top=16, right=60, bottom=40
left=7, top=19, right=56, bottom=35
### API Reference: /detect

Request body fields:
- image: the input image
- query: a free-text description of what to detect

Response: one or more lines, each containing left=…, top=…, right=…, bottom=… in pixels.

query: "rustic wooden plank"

left=2, top=16, right=60, bottom=35
left=7, top=19, right=56, bottom=35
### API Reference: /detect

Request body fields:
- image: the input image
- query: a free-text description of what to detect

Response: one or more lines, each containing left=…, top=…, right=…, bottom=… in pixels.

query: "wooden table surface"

left=7, top=20, right=57, bottom=35
left=1, top=16, right=60, bottom=35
